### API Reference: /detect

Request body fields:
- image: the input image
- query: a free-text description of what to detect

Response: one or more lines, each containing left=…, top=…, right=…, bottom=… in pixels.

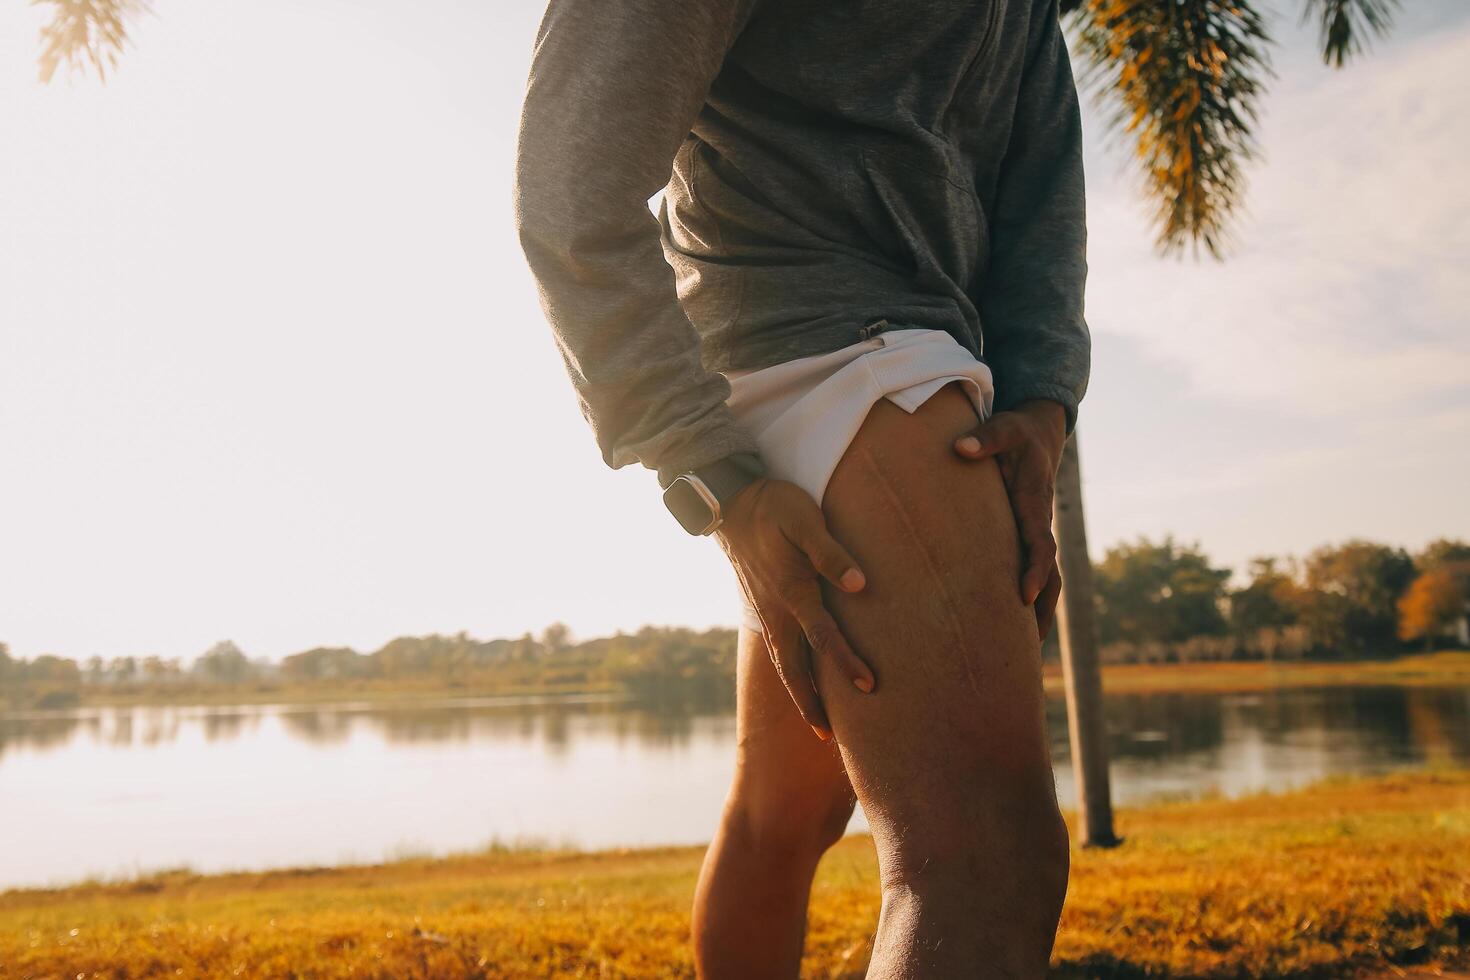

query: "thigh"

left=731, top=624, right=855, bottom=826
left=810, top=381, right=1058, bottom=844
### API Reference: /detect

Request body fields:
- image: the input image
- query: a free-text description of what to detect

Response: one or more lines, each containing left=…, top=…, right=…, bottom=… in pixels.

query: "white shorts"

left=721, top=326, right=995, bottom=634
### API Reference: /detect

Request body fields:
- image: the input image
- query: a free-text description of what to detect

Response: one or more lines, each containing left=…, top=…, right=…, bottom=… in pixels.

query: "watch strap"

left=692, top=452, right=767, bottom=508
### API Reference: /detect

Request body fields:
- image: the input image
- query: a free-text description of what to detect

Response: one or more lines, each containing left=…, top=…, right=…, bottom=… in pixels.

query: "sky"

left=2, top=0, right=1466, bottom=664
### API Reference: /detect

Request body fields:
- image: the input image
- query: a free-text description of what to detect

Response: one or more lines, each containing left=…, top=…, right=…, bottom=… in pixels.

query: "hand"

left=713, top=477, right=875, bottom=741
left=952, top=399, right=1067, bottom=642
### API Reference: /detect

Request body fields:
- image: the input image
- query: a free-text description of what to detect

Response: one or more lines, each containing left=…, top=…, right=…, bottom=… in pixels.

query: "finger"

left=789, top=582, right=876, bottom=695
left=1035, top=560, right=1063, bottom=642
left=782, top=507, right=866, bottom=593
left=1015, top=498, right=1058, bottom=606
left=953, top=412, right=1023, bottom=460
left=767, top=613, right=834, bottom=740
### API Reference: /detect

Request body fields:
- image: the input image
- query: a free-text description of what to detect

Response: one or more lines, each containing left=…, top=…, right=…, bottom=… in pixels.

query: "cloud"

left=1082, top=18, right=1470, bottom=420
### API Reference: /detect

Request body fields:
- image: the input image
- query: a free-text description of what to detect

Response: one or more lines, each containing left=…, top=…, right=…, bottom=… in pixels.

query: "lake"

left=2, top=684, right=1467, bottom=890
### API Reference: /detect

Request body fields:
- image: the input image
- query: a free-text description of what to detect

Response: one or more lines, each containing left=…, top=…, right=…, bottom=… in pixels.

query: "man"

left=514, top=0, right=1089, bottom=974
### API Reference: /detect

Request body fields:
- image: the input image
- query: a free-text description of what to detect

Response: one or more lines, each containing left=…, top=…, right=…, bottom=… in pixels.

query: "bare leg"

left=692, top=625, right=859, bottom=979
left=812, top=381, right=1071, bottom=978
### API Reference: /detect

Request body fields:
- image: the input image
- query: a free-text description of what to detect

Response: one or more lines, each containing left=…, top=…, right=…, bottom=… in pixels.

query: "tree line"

left=2, top=535, right=1466, bottom=710
left=0, top=626, right=737, bottom=711
left=1090, top=536, right=1468, bottom=665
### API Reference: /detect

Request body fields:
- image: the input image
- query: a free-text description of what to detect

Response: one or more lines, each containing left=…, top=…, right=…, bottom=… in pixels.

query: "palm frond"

left=1065, top=0, right=1274, bottom=258
left=31, top=0, right=152, bottom=84
left=1301, top=0, right=1398, bottom=67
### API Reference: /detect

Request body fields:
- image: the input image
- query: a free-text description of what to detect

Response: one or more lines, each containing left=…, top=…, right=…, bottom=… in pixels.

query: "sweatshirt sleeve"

left=513, top=0, right=768, bottom=490
left=974, top=0, right=1091, bottom=436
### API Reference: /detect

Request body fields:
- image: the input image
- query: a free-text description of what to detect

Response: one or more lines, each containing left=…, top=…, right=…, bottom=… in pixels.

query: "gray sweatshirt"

left=513, top=0, right=1089, bottom=490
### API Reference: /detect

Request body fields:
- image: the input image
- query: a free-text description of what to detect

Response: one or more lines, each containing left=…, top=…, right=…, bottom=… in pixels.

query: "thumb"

left=953, top=412, right=1021, bottom=460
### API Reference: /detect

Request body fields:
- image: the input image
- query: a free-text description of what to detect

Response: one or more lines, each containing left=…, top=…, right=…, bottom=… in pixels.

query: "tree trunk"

left=1052, top=429, right=1120, bottom=848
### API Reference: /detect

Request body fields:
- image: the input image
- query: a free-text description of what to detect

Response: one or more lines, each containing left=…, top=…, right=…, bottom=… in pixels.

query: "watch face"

left=663, top=477, right=717, bottom=535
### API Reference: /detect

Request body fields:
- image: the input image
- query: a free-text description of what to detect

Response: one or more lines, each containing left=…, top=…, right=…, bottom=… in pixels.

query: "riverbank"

left=3, top=769, right=1466, bottom=978
left=10, top=650, right=1468, bottom=713
left=1065, top=649, right=1470, bottom=695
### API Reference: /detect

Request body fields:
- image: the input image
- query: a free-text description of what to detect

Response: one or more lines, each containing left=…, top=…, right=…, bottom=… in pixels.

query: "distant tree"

left=21, top=655, right=83, bottom=692
left=0, top=643, right=17, bottom=704
left=602, top=626, right=737, bottom=706
left=540, top=622, right=574, bottom=654
left=29, top=655, right=80, bottom=682
left=369, top=634, right=477, bottom=680
left=1398, top=562, right=1470, bottom=649
left=194, top=641, right=252, bottom=682
left=1, top=652, right=82, bottom=708
left=1094, top=535, right=1232, bottom=645
left=83, top=656, right=106, bottom=685
left=507, top=631, right=543, bottom=663
left=1229, top=556, right=1303, bottom=634
left=1300, top=539, right=1415, bottom=655
left=1416, top=538, right=1470, bottom=571
left=281, top=647, right=363, bottom=682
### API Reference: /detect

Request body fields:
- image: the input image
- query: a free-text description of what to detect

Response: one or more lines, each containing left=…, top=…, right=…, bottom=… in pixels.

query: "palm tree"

left=1062, top=0, right=1398, bottom=255
left=1044, top=0, right=1395, bottom=846
left=32, top=0, right=151, bottom=84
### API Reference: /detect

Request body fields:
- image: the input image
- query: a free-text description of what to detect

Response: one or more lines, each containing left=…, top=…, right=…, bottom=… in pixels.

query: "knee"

left=724, top=777, right=857, bottom=864
left=881, top=787, right=1071, bottom=914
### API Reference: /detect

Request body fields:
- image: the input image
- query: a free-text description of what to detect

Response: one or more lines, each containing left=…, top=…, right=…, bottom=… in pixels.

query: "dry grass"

left=1, top=770, right=1467, bottom=978
left=1051, top=651, right=1470, bottom=696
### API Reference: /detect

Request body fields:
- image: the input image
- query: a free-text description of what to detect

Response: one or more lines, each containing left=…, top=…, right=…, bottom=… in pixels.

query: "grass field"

left=1052, top=650, right=1470, bottom=695
left=3, top=769, right=1467, bottom=978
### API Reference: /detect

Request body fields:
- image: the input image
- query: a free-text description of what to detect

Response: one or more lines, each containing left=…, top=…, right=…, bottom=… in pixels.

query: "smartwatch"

left=662, top=452, right=766, bottom=536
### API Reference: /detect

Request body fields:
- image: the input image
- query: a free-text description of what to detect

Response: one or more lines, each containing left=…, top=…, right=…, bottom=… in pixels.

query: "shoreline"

left=5, top=650, right=1468, bottom=714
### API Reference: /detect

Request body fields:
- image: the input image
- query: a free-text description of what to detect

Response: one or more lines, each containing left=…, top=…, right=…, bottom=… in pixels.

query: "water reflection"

left=1042, top=685, right=1470, bottom=805
left=6, top=687, right=1469, bottom=772
left=0, top=693, right=738, bottom=761
left=1, top=685, right=1466, bottom=889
